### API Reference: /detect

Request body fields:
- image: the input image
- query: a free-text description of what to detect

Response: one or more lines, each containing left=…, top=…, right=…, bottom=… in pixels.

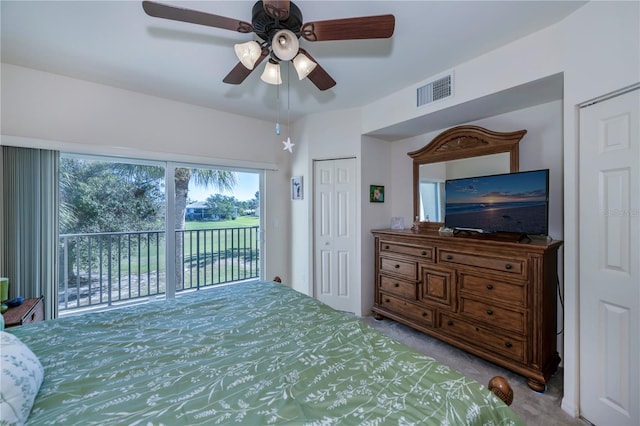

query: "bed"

left=2, top=280, right=523, bottom=425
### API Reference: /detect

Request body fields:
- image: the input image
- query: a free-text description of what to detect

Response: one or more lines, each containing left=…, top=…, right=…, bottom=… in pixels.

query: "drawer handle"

left=505, top=263, right=512, bottom=270
left=421, top=251, right=427, bottom=256
left=447, top=320, right=453, bottom=326
left=422, top=312, right=428, bottom=317
left=384, top=245, right=390, bottom=249
left=385, top=298, right=390, bottom=303
left=446, top=255, right=453, bottom=260
left=486, top=309, right=493, bottom=315
left=505, top=341, right=513, bottom=348
left=486, top=284, right=494, bottom=290
left=394, top=282, right=400, bottom=287
left=394, top=264, right=400, bottom=269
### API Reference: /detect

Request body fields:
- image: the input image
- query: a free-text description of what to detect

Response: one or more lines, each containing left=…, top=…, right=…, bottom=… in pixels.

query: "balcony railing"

left=58, top=226, right=260, bottom=313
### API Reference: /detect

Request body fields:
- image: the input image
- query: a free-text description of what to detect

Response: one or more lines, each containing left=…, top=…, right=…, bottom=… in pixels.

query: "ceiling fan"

left=142, top=0, right=395, bottom=91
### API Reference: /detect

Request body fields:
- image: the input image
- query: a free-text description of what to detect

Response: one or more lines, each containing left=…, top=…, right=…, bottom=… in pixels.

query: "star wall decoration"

left=283, top=137, right=295, bottom=153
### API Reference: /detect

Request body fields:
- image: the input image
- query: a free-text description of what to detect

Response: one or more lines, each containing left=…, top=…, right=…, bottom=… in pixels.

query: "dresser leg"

left=527, top=378, right=547, bottom=393
left=374, top=313, right=384, bottom=321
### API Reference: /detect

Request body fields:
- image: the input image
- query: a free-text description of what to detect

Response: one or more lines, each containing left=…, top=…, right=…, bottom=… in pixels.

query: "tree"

left=59, top=158, right=164, bottom=234
left=59, top=158, right=166, bottom=282
left=206, top=194, right=238, bottom=219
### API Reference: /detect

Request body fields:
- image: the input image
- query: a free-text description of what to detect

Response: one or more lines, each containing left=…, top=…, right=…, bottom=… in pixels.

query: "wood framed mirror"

left=408, top=125, right=527, bottom=230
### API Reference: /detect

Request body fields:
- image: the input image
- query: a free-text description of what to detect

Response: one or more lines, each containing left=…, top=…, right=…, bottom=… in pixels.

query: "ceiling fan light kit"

left=292, top=52, right=316, bottom=80
left=261, top=59, right=282, bottom=85
left=234, top=40, right=262, bottom=70
left=142, top=0, right=395, bottom=91
left=271, top=29, right=299, bottom=61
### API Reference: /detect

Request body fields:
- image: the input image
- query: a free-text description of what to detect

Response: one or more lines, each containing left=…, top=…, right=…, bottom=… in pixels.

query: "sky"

left=446, top=170, right=547, bottom=204
left=188, top=171, right=259, bottom=203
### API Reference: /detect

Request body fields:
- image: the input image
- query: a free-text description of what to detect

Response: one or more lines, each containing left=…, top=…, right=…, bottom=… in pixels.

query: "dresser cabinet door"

left=419, top=265, right=456, bottom=310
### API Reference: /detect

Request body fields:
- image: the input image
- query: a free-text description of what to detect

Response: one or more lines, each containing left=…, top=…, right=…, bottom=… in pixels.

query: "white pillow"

left=0, top=331, right=44, bottom=426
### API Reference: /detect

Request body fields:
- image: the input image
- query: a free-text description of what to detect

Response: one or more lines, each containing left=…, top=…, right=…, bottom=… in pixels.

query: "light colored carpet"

left=361, top=316, right=588, bottom=426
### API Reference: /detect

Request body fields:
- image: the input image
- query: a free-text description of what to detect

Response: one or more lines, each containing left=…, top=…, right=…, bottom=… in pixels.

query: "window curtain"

left=2, top=146, right=59, bottom=319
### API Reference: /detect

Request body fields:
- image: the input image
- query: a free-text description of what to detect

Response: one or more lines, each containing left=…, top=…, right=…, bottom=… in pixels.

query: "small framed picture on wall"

left=370, top=185, right=384, bottom=202
left=291, top=176, right=303, bottom=200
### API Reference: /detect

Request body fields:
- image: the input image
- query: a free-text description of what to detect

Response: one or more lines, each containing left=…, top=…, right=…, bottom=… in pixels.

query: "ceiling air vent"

left=417, top=73, right=453, bottom=107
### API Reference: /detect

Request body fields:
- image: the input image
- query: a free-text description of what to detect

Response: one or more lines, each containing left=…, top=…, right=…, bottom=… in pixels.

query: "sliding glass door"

left=169, top=164, right=261, bottom=294
left=59, top=156, right=262, bottom=314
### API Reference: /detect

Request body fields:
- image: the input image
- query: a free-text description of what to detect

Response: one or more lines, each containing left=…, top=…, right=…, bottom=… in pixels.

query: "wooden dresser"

left=372, top=229, right=562, bottom=391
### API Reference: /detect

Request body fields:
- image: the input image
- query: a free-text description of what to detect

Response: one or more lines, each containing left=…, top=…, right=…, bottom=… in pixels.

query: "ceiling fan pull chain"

left=276, top=80, right=281, bottom=135
left=287, top=63, right=291, bottom=134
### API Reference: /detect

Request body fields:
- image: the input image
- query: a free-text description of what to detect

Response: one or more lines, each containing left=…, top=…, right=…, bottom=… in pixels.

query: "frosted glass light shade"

left=261, top=60, right=282, bottom=85
left=234, top=41, right=262, bottom=70
left=271, top=29, right=299, bottom=61
left=293, top=53, right=317, bottom=80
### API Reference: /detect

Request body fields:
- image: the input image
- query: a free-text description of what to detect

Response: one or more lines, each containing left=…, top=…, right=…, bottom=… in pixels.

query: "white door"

left=579, top=87, right=639, bottom=425
left=313, top=158, right=357, bottom=313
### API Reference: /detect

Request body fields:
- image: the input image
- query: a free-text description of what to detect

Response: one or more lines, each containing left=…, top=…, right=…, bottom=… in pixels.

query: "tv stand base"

left=453, top=230, right=531, bottom=243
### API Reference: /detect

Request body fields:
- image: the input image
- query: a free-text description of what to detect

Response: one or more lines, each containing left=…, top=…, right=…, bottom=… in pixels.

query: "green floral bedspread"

left=9, top=281, right=523, bottom=425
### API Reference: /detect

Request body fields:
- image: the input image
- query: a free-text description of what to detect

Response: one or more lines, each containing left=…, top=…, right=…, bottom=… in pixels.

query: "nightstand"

left=3, top=296, right=44, bottom=328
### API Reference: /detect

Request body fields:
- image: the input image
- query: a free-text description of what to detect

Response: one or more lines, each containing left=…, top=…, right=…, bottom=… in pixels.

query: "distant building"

left=186, top=201, right=217, bottom=221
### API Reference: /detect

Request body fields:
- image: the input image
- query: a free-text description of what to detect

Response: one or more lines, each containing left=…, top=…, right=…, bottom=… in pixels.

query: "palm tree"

left=173, top=168, right=237, bottom=289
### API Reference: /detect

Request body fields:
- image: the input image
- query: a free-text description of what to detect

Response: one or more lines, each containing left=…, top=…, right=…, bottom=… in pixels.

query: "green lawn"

left=183, top=216, right=260, bottom=256
left=181, top=216, right=260, bottom=287
left=185, top=215, right=259, bottom=230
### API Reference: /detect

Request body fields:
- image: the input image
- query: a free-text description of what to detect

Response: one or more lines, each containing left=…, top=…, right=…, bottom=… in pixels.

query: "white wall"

left=1, top=63, right=292, bottom=283
left=360, top=136, right=392, bottom=315
left=289, top=107, right=363, bottom=298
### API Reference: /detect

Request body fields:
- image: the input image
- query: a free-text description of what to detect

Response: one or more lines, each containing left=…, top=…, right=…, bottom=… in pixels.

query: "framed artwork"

left=370, top=185, right=384, bottom=202
left=291, top=176, right=303, bottom=200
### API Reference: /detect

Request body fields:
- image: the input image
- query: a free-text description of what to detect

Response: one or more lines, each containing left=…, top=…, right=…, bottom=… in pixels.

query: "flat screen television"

left=444, top=169, right=549, bottom=236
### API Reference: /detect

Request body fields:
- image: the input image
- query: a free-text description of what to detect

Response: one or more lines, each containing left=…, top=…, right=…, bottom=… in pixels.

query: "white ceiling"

left=1, top=1, right=586, bottom=125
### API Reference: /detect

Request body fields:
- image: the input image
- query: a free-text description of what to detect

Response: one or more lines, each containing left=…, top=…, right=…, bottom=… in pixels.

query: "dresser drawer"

left=380, top=240, right=434, bottom=261
left=439, top=250, right=526, bottom=277
left=440, top=314, right=525, bottom=363
left=379, top=293, right=434, bottom=326
left=459, top=273, right=525, bottom=306
left=459, top=297, right=525, bottom=334
left=379, top=275, right=417, bottom=299
left=380, top=257, right=417, bottom=279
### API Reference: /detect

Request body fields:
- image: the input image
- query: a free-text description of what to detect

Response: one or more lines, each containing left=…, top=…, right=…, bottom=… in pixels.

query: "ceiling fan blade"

left=222, top=48, right=270, bottom=85
left=263, top=0, right=290, bottom=21
left=301, top=15, right=395, bottom=41
left=142, top=1, right=253, bottom=33
left=298, top=49, right=336, bottom=91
